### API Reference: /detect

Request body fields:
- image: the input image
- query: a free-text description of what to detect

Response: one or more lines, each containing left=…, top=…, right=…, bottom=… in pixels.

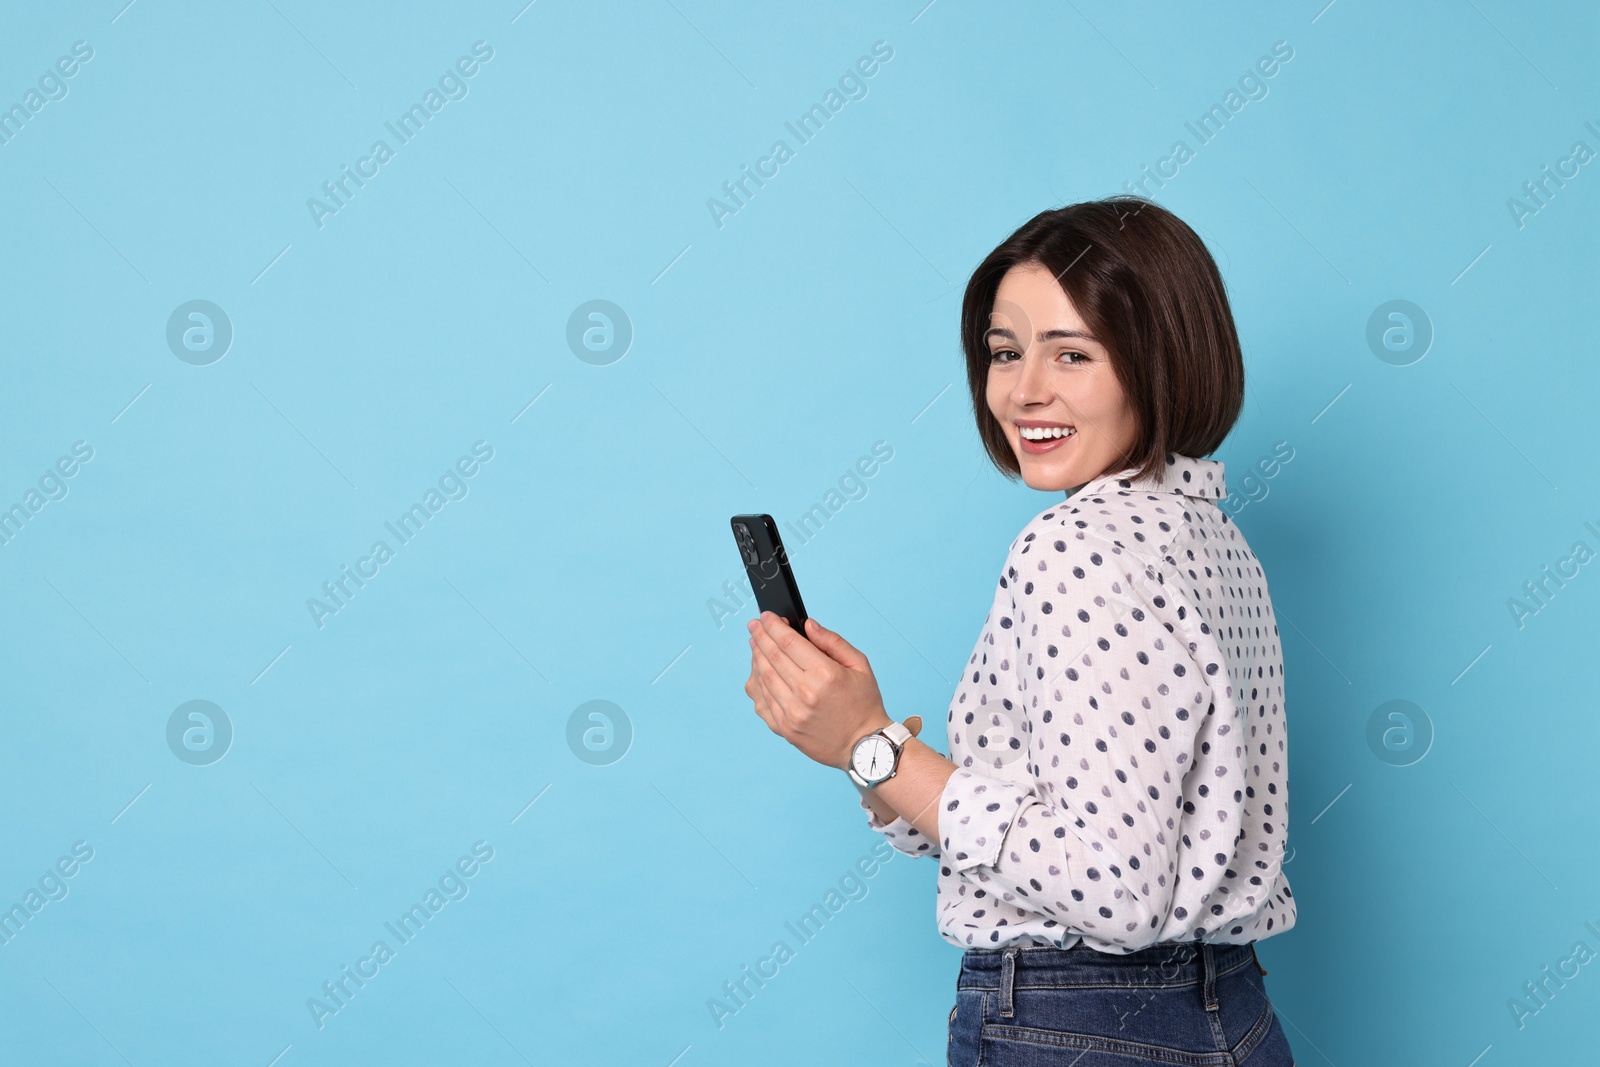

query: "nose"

left=1011, top=348, right=1052, bottom=407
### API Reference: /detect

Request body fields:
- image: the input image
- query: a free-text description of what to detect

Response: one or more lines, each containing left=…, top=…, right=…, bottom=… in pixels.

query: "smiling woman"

left=959, top=197, right=1244, bottom=492
left=743, top=195, right=1297, bottom=1066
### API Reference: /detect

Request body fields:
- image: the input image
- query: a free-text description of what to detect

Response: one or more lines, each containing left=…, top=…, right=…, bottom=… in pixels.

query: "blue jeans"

left=948, top=940, right=1295, bottom=1066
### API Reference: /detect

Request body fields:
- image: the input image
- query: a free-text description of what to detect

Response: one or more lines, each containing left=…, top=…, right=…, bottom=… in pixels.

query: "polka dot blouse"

left=861, top=453, right=1296, bottom=952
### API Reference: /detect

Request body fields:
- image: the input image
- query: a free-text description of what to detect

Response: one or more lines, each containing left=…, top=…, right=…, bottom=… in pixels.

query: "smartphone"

left=729, top=513, right=809, bottom=635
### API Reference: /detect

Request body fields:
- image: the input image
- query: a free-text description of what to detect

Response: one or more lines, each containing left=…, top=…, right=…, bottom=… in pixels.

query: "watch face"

left=851, top=734, right=895, bottom=783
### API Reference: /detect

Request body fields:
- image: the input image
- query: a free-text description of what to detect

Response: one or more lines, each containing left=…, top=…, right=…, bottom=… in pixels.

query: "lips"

left=1019, top=433, right=1071, bottom=455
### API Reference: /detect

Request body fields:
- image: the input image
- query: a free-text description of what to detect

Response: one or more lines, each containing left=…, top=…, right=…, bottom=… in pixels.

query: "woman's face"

left=984, top=263, right=1140, bottom=494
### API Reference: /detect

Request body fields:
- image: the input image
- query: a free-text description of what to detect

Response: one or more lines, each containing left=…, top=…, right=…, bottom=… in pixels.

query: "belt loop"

left=999, top=948, right=1018, bottom=1018
left=1199, top=941, right=1219, bottom=1014
left=1251, top=942, right=1268, bottom=975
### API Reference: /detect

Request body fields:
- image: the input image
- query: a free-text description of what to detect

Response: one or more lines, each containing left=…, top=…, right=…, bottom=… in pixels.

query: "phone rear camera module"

left=733, top=523, right=759, bottom=565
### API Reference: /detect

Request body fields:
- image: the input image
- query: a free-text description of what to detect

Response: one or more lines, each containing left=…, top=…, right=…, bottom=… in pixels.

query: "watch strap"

left=880, top=720, right=912, bottom=748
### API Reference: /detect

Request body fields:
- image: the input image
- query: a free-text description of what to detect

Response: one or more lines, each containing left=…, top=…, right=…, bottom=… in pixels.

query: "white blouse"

left=863, top=452, right=1296, bottom=952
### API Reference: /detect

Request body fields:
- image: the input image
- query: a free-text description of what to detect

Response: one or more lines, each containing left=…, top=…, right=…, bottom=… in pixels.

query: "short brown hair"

left=960, top=196, right=1244, bottom=484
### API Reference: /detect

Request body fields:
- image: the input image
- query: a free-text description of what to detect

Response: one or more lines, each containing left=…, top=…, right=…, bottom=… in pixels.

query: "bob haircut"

left=960, top=196, right=1244, bottom=486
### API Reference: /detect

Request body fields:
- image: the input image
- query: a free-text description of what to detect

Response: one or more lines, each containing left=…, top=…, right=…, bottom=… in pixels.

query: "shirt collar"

left=1066, top=452, right=1228, bottom=503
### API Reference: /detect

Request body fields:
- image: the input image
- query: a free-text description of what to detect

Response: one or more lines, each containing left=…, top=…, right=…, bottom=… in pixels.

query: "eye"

left=988, top=348, right=1089, bottom=366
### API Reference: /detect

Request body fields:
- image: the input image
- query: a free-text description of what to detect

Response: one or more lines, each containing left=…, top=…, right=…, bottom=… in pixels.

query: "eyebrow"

left=984, top=326, right=1099, bottom=344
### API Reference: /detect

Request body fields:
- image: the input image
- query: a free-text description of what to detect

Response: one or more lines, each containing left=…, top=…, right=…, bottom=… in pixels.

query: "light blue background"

left=1, top=1, right=1596, bottom=1064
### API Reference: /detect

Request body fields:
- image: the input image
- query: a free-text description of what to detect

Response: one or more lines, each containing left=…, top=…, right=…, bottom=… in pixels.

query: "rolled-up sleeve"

left=860, top=791, right=941, bottom=858
left=937, top=530, right=1227, bottom=950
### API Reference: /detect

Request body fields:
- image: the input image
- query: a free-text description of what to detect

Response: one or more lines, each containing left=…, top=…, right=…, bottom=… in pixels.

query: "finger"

left=750, top=638, right=796, bottom=713
left=753, top=674, right=785, bottom=733
left=751, top=623, right=810, bottom=692
left=803, top=618, right=869, bottom=670
left=750, top=679, right=776, bottom=730
left=752, top=611, right=831, bottom=673
left=747, top=650, right=767, bottom=703
left=747, top=654, right=774, bottom=722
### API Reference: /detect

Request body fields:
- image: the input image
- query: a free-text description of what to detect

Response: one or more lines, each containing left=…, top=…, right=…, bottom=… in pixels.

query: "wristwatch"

left=847, top=715, right=922, bottom=788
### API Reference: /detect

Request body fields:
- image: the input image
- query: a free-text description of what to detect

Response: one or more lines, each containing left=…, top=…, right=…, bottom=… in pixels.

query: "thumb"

left=805, top=618, right=869, bottom=669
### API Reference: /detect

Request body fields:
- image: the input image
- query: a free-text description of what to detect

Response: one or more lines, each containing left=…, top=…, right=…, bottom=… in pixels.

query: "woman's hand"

left=744, top=612, right=893, bottom=770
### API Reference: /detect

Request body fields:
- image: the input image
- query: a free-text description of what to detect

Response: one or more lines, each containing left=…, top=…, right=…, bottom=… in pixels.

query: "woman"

left=745, top=196, right=1296, bottom=1065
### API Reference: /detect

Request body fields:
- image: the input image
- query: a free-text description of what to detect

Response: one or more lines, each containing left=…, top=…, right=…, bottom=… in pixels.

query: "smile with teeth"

left=1018, top=426, right=1075, bottom=440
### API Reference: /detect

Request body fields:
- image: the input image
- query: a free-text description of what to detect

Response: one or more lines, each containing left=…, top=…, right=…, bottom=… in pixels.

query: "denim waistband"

left=959, top=939, right=1257, bottom=990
